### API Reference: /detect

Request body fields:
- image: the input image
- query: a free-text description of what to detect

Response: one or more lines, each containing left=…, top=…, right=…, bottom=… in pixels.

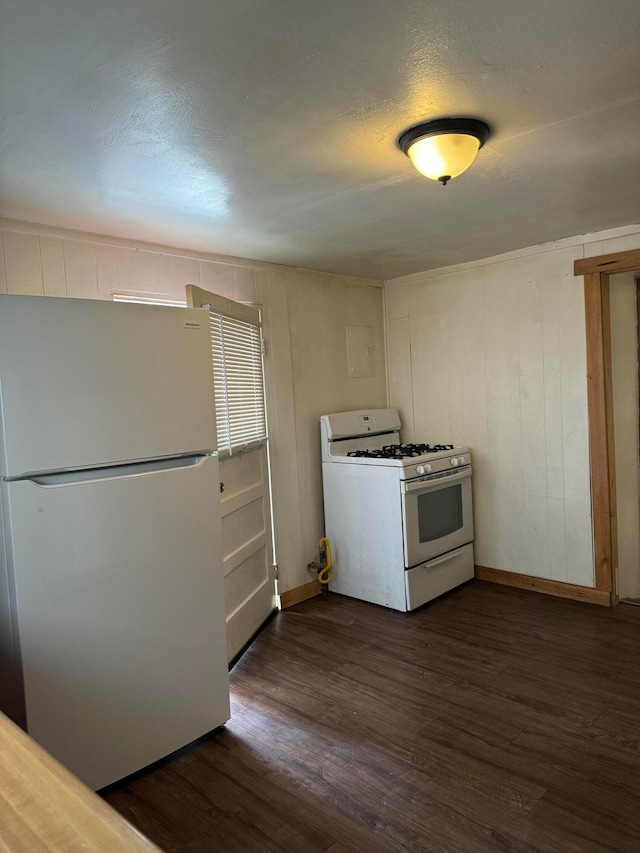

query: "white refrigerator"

left=0, top=294, right=230, bottom=790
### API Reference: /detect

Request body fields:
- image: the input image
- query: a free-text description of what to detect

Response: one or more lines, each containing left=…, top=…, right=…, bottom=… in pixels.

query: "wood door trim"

left=574, top=248, right=640, bottom=276
left=475, top=566, right=611, bottom=606
left=576, top=248, right=640, bottom=604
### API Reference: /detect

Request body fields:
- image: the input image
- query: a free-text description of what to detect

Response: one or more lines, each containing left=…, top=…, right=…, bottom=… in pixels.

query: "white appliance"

left=321, top=408, right=474, bottom=611
left=0, top=295, right=230, bottom=790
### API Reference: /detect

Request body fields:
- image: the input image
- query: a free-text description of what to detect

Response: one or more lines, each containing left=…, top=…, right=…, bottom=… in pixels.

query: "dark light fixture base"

left=397, top=117, right=491, bottom=155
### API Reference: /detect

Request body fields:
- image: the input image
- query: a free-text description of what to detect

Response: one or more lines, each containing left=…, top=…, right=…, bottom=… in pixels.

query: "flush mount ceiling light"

left=397, top=117, right=490, bottom=185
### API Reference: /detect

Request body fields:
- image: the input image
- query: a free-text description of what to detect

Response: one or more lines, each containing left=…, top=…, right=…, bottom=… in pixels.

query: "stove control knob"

left=416, top=464, right=431, bottom=475
left=451, top=457, right=459, bottom=466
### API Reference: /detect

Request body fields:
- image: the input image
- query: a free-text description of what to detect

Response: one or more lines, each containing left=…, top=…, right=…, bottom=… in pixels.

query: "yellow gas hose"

left=318, top=537, right=333, bottom=585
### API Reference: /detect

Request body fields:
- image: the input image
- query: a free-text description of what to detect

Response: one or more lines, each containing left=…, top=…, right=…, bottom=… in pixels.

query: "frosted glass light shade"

left=397, top=118, right=490, bottom=185
left=407, top=133, right=481, bottom=182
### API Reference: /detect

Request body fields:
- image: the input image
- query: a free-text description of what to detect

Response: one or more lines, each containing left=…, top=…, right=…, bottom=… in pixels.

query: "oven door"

left=401, top=466, right=473, bottom=568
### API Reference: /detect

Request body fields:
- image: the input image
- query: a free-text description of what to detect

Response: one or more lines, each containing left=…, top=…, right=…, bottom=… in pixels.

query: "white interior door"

left=186, top=285, right=277, bottom=663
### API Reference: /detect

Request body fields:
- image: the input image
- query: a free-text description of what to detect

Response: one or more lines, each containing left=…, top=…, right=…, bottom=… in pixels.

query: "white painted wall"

left=385, top=226, right=640, bottom=589
left=610, top=272, right=640, bottom=600
left=0, top=219, right=387, bottom=595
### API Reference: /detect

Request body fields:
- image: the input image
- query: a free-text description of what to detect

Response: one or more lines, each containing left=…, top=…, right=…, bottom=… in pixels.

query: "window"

left=209, top=309, right=267, bottom=457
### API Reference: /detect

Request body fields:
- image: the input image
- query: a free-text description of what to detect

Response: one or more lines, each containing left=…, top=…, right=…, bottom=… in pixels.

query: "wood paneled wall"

left=385, top=227, right=640, bottom=590
left=0, top=219, right=387, bottom=594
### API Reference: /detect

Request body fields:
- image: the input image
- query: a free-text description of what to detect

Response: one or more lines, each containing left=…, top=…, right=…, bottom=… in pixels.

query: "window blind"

left=210, top=310, right=267, bottom=456
left=112, top=293, right=187, bottom=307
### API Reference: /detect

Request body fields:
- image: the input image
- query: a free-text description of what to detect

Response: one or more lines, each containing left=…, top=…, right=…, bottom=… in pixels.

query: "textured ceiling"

left=2, top=0, right=640, bottom=279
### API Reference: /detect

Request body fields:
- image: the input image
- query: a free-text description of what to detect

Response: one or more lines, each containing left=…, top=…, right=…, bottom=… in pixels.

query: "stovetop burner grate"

left=347, top=443, right=454, bottom=460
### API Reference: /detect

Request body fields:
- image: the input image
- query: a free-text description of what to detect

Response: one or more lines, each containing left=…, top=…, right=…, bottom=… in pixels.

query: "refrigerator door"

left=4, top=454, right=229, bottom=790
left=0, top=296, right=215, bottom=478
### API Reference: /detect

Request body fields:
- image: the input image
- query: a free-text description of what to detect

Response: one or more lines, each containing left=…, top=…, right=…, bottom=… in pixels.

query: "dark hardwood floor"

left=104, top=581, right=640, bottom=852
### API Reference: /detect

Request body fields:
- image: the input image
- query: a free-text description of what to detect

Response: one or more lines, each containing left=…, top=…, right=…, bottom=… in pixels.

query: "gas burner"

left=347, top=443, right=455, bottom=460
left=404, top=443, right=455, bottom=454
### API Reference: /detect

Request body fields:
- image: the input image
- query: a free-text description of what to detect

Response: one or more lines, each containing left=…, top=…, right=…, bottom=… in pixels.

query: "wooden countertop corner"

left=0, top=712, right=160, bottom=852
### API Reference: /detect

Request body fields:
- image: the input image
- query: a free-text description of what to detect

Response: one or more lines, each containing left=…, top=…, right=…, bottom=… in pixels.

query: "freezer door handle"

left=19, top=454, right=211, bottom=487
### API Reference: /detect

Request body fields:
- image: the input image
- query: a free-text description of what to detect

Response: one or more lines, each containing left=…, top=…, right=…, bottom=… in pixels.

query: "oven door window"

left=417, top=483, right=463, bottom=542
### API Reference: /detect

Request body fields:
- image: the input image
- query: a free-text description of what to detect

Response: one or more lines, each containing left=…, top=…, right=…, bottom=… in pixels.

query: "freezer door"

left=4, top=454, right=229, bottom=790
left=0, top=296, right=216, bottom=477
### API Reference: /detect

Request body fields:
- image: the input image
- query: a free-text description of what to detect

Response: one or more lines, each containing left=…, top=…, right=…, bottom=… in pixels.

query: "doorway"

left=610, top=272, right=640, bottom=601
left=186, top=284, right=277, bottom=662
left=576, top=247, right=640, bottom=604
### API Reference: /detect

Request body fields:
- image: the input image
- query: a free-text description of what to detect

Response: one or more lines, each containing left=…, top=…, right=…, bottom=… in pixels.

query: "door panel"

left=223, top=495, right=266, bottom=554
left=219, top=445, right=275, bottom=661
left=186, top=285, right=276, bottom=662
left=224, top=549, right=269, bottom=615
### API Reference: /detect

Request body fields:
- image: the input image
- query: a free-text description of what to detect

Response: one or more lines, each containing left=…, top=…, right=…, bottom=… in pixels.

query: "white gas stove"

left=320, top=408, right=474, bottom=611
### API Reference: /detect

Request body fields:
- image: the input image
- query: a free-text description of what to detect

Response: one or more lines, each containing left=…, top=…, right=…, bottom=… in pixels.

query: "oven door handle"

left=402, top=466, right=471, bottom=494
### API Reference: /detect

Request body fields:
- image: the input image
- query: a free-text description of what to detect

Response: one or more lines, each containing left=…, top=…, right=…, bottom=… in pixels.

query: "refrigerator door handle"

left=18, top=454, right=211, bottom=487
